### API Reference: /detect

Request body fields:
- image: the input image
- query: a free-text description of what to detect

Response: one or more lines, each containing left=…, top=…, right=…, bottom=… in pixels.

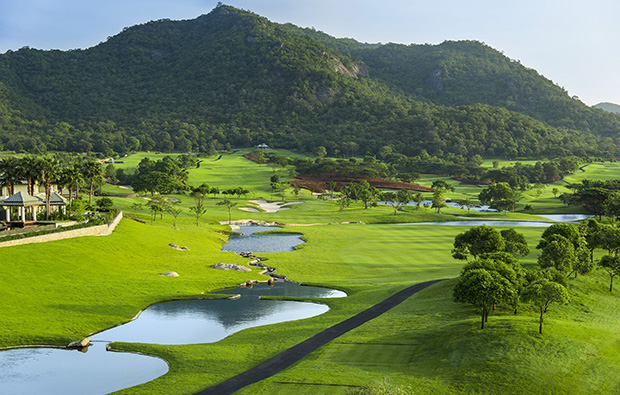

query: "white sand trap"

left=239, top=207, right=260, bottom=213
left=241, top=200, right=303, bottom=213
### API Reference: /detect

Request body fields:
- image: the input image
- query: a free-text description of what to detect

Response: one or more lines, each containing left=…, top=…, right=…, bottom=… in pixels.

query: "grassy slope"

left=3, top=151, right=620, bottom=394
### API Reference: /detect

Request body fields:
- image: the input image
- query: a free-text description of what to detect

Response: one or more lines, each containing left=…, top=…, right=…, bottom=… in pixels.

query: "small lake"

left=537, top=214, right=594, bottom=222
left=383, top=200, right=498, bottom=212
left=394, top=220, right=554, bottom=227
left=0, top=283, right=341, bottom=394
left=90, top=283, right=335, bottom=345
left=222, top=225, right=305, bottom=253
left=0, top=344, right=168, bottom=395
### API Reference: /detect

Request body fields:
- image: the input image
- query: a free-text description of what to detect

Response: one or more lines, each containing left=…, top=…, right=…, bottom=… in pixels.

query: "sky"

left=0, top=0, right=618, bottom=106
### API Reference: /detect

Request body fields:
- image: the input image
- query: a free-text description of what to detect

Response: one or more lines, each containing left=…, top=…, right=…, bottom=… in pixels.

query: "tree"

left=452, top=225, right=505, bottom=260
left=312, top=146, right=327, bottom=158
left=412, top=193, right=424, bottom=211
left=599, top=254, right=620, bottom=292
left=382, top=189, right=412, bottom=215
left=579, top=218, right=604, bottom=263
left=38, top=156, right=61, bottom=220
left=130, top=202, right=143, bottom=217
left=431, top=188, right=447, bottom=214
left=537, top=223, right=591, bottom=277
left=458, top=198, right=475, bottom=213
left=523, top=279, right=569, bottom=334
left=95, top=197, right=114, bottom=210
left=552, top=187, right=560, bottom=198
left=148, top=202, right=162, bottom=225
left=217, top=199, right=237, bottom=224
left=465, top=252, right=526, bottom=314
left=81, top=160, right=103, bottom=205
left=500, top=229, right=530, bottom=258
left=479, top=182, right=520, bottom=213
left=537, top=234, right=576, bottom=274
left=453, top=268, right=515, bottom=329
left=432, top=179, right=455, bottom=192
left=189, top=190, right=208, bottom=226
left=0, top=157, right=20, bottom=196
left=165, top=204, right=183, bottom=229
left=17, top=155, right=39, bottom=196
left=61, top=164, right=84, bottom=210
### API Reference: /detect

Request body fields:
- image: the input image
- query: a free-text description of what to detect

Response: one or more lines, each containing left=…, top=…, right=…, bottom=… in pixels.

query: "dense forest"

left=1, top=5, right=620, bottom=159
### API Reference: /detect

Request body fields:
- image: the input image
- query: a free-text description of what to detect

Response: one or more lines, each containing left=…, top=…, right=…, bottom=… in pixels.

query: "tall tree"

left=0, top=157, right=19, bottom=196
left=189, top=190, right=208, bottom=226
left=452, top=225, right=506, bottom=260
left=38, top=156, right=61, bottom=220
left=217, top=199, right=237, bottom=224
left=599, top=255, right=620, bottom=292
left=523, top=279, right=569, bottom=334
left=453, top=267, right=515, bottom=329
left=81, top=160, right=103, bottom=205
left=17, top=155, right=39, bottom=196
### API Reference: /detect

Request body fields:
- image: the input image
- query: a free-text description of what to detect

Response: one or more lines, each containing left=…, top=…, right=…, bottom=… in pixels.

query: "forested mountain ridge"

left=286, top=25, right=620, bottom=137
left=0, top=5, right=619, bottom=158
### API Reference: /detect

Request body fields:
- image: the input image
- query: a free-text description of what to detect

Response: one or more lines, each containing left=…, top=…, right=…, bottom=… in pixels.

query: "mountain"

left=0, top=5, right=619, bottom=158
left=594, top=102, right=620, bottom=114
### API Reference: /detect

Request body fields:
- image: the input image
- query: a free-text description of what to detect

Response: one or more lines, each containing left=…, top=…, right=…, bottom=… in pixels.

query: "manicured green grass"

left=4, top=151, right=620, bottom=395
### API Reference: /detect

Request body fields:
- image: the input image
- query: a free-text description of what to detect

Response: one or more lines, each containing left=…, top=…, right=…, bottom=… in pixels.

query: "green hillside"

left=1, top=5, right=619, bottom=158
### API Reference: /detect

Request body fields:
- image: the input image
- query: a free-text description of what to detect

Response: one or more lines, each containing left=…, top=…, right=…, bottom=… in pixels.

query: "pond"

left=221, top=225, right=305, bottom=253
left=382, top=200, right=498, bottom=212
left=90, top=283, right=336, bottom=345
left=0, top=344, right=168, bottom=395
left=0, top=283, right=342, bottom=394
left=536, top=214, right=594, bottom=222
left=394, top=220, right=554, bottom=227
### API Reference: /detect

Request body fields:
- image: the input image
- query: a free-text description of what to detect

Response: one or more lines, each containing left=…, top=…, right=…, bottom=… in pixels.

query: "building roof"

left=0, top=191, right=43, bottom=206
left=49, top=192, right=67, bottom=206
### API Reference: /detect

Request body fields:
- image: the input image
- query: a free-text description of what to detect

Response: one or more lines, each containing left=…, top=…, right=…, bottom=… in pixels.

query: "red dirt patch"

left=291, top=175, right=434, bottom=193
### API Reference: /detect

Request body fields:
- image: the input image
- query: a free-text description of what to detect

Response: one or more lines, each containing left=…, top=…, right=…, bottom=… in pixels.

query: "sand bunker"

left=240, top=200, right=303, bottom=213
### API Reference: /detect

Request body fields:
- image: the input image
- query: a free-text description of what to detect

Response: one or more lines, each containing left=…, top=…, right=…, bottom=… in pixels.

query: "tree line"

left=452, top=220, right=620, bottom=334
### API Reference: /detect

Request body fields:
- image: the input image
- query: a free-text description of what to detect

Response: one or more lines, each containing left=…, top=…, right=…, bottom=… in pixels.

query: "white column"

left=33, top=206, right=38, bottom=221
left=20, top=207, right=25, bottom=222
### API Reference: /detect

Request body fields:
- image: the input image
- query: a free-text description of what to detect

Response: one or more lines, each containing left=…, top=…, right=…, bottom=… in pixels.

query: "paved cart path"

left=195, top=278, right=445, bottom=395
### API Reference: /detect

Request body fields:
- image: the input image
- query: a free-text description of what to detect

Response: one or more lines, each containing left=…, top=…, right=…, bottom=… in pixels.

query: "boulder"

left=67, top=337, right=90, bottom=349
left=211, top=263, right=251, bottom=272
left=159, top=271, right=179, bottom=277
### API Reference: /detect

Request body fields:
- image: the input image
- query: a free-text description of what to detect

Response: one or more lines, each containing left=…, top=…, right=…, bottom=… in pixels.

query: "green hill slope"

left=0, top=5, right=619, bottom=158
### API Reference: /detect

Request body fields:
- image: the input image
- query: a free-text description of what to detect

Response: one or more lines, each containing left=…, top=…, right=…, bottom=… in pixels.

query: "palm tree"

left=217, top=199, right=237, bottom=224
left=38, top=156, right=61, bottom=220
left=81, top=160, right=103, bottom=205
left=17, top=155, right=40, bottom=196
left=60, top=165, right=84, bottom=210
left=0, top=157, right=20, bottom=196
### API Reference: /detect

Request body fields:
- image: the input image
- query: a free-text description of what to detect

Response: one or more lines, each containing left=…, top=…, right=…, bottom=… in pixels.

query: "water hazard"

left=0, top=345, right=168, bottom=395
left=221, top=225, right=305, bottom=253
left=0, top=283, right=342, bottom=394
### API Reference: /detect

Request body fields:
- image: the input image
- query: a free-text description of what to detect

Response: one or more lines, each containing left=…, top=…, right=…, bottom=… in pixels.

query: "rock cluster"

left=211, top=262, right=251, bottom=272
left=169, top=243, right=190, bottom=251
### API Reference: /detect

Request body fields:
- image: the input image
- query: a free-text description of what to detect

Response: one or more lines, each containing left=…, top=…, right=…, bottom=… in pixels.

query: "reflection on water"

left=222, top=226, right=304, bottom=253
left=91, top=299, right=328, bottom=345
left=395, top=220, right=553, bottom=227
left=216, top=281, right=347, bottom=299
left=90, top=283, right=335, bottom=345
left=0, top=344, right=168, bottom=395
left=537, top=214, right=594, bottom=222
left=0, top=283, right=341, bottom=393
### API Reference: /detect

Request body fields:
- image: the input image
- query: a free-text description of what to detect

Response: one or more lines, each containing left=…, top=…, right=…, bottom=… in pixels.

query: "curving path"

left=195, top=279, right=445, bottom=395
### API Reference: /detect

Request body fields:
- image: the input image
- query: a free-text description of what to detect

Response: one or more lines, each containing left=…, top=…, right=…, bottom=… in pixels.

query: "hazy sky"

left=0, top=0, right=617, bottom=106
